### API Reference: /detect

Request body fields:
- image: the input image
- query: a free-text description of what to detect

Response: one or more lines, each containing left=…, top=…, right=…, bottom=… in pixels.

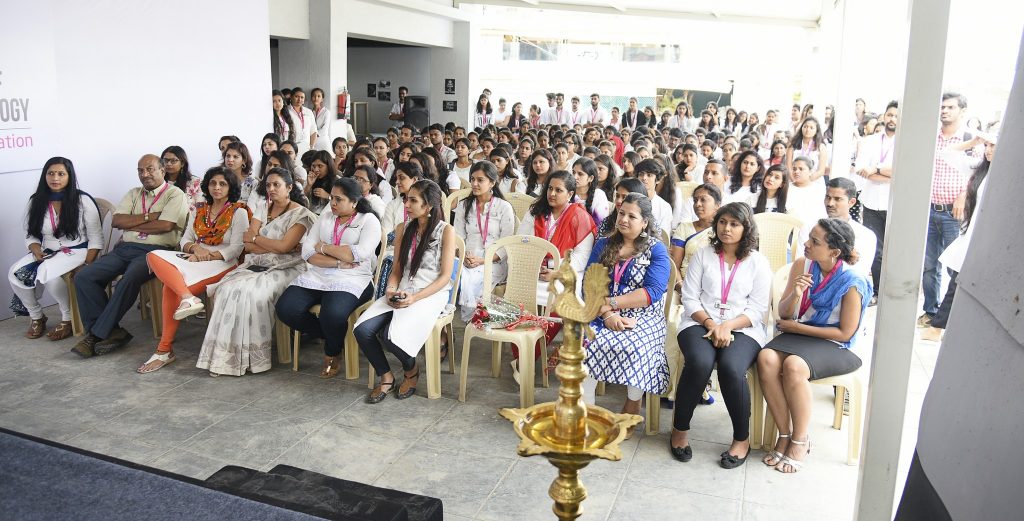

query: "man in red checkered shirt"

left=920, top=92, right=977, bottom=327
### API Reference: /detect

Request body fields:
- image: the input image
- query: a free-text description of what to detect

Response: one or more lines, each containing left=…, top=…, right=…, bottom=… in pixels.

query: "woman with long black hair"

left=355, top=180, right=456, bottom=403
left=921, top=133, right=996, bottom=342
left=277, top=177, right=382, bottom=379
left=272, top=90, right=296, bottom=143
left=160, top=146, right=203, bottom=213
left=9, top=157, right=103, bottom=340
left=724, top=150, right=765, bottom=204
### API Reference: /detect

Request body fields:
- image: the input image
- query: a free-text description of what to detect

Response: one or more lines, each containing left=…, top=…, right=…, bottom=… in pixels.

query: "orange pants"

left=146, top=253, right=234, bottom=353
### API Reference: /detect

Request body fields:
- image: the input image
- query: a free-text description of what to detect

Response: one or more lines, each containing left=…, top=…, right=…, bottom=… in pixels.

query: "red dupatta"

left=534, top=202, right=597, bottom=255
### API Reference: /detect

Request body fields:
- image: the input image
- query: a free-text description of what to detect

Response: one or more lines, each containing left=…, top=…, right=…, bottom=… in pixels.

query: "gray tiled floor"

left=0, top=303, right=936, bottom=520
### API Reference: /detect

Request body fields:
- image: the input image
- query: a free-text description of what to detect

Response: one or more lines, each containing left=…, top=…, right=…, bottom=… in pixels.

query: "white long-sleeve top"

left=680, top=246, right=772, bottom=346
left=23, top=195, right=104, bottom=251
left=292, top=210, right=382, bottom=294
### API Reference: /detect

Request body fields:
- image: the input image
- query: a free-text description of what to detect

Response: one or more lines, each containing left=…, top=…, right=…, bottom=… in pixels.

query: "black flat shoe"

left=670, top=443, right=692, bottom=462
left=395, top=369, right=419, bottom=400
left=720, top=447, right=751, bottom=469
left=366, top=381, right=395, bottom=404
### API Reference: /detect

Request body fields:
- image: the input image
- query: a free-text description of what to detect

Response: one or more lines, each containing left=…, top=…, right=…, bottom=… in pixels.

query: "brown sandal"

left=319, top=356, right=341, bottom=379
left=26, top=316, right=48, bottom=339
left=47, top=321, right=73, bottom=341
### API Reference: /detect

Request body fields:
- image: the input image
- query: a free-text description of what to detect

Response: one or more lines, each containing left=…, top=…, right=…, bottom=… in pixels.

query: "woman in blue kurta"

left=582, top=193, right=671, bottom=419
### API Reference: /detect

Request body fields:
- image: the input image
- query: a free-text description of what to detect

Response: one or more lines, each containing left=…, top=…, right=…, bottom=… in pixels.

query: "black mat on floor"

left=203, top=464, right=443, bottom=521
left=0, top=427, right=319, bottom=521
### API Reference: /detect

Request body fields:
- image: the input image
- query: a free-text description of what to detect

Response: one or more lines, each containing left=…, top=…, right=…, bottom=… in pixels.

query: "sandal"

left=366, top=380, right=395, bottom=404
left=776, top=436, right=811, bottom=474
left=395, top=366, right=419, bottom=400
left=46, top=320, right=73, bottom=341
left=720, top=445, right=751, bottom=469
left=172, top=297, right=205, bottom=321
left=137, top=352, right=176, bottom=374
left=319, top=356, right=341, bottom=379
left=763, top=433, right=790, bottom=467
left=26, top=316, right=48, bottom=339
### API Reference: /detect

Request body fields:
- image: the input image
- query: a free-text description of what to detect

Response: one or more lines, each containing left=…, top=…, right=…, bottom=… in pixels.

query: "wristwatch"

left=610, top=297, right=619, bottom=310
left=143, top=213, right=150, bottom=222
left=874, top=166, right=881, bottom=176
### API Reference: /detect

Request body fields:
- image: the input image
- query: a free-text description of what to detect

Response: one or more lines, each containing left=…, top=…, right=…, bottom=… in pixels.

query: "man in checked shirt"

left=919, top=92, right=979, bottom=328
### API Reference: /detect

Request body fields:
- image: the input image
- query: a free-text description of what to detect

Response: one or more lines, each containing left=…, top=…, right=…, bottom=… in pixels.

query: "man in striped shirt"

left=920, top=92, right=977, bottom=327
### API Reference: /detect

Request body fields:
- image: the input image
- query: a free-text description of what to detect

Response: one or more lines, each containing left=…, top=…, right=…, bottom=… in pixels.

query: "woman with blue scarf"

left=8, top=157, right=103, bottom=340
left=758, top=218, right=873, bottom=474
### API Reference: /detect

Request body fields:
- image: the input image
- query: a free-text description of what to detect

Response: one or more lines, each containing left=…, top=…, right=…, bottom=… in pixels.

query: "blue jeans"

left=922, top=208, right=960, bottom=315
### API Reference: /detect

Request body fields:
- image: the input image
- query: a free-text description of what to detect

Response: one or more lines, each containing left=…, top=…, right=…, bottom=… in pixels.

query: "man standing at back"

left=584, top=93, right=607, bottom=126
left=919, top=92, right=977, bottom=327
left=855, top=100, right=898, bottom=303
left=388, top=86, right=409, bottom=128
left=539, top=93, right=557, bottom=125
left=72, top=155, right=188, bottom=357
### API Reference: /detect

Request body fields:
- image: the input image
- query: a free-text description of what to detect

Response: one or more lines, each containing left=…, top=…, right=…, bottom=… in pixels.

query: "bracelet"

left=702, top=317, right=714, bottom=328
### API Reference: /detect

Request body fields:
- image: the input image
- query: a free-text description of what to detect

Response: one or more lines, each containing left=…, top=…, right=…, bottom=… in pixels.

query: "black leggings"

left=354, top=311, right=417, bottom=376
left=275, top=284, right=373, bottom=357
left=930, top=270, right=958, bottom=329
left=673, top=325, right=761, bottom=440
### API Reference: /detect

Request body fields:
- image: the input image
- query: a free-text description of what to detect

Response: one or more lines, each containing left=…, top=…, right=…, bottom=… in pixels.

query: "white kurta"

left=289, top=210, right=381, bottom=294
left=354, top=221, right=452, bottom=356
left=453, top=198, right=516, bottom=319
left=517, top=212, right=595, bottom=306
left=14, top=195, right=104, bottom=285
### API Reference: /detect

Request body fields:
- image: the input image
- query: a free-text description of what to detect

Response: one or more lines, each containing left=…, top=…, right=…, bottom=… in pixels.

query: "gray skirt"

left=764, top=333, right=862, bottom=380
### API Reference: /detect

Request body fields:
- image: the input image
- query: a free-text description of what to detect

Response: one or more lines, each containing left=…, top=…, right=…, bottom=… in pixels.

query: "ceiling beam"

left=454, top=0, right=820, bottom=28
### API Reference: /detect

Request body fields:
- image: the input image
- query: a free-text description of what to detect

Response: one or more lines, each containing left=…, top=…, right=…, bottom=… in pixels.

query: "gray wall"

left=347, top=46, right=430, bottom=134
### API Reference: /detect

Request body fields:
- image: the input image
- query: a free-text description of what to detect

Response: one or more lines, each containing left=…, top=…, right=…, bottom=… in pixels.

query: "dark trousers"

left=930, top=270, right=958, bottom=329
left=275, top=283, right=373, bottom=357
left=354, top=311, right=416, bottom=376
left=74, top=242, right=164, bottom=338
left=673, top=325, right=761, bottom=440
left=861, top=206, right=887, bottom=295
left=923, top=208, right=960, bottom=315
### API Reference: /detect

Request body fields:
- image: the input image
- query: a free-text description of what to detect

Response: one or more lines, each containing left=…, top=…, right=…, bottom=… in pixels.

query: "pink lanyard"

left=293, top=107, right=305, bottom=128
left=481, top=113, right=488, bottom=126
left=47, top=203, right=59, bottom=232
left=544, top=214, right=557, bottom=240
left=717, top=253, right=742, bottom=318
left=408, top=232, right=420, bottom=265
left=141, top=183, right=170, bottom=215
left=332, top=214, right=356, bottom=245
left=612, top=258, right=632, bottom=293
left=879, top=135, right=893, bottom=164
left=799, top=260, right=842, bottom=318
left=475, top=200, right=492, bottom=246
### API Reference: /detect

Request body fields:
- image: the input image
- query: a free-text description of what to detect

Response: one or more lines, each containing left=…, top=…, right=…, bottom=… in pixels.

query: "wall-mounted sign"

left=378, top=91, right=391, bottom=102
left=367, top=83, right=376, bottom=97
left=444, top=78, right=455, bottom=95
left=443, top=100, right=457, bottom=112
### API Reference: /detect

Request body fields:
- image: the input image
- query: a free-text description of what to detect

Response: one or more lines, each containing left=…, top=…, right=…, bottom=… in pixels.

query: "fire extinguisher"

left=336, top=86, right=348, bottom=120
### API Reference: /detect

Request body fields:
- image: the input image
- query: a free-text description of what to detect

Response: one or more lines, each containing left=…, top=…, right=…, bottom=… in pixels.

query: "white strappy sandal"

left=776, top=436, right=811, bottom=473
left=763, top=433, right=789, bottom=467
left=137, top=352, right=176, bottom=374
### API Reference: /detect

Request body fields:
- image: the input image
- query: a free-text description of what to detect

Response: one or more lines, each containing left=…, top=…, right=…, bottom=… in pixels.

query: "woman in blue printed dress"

left=582, top=193, right=671, bottom=422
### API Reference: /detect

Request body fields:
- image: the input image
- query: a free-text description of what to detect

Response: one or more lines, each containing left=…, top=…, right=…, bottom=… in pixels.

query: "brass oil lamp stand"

left=500, top=259, right=643, bottom=520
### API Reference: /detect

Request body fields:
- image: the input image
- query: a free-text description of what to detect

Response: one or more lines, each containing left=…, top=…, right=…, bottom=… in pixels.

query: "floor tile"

left=476, top=457, right=626, bottom=521
left=182, top=406, right=325, bottom=467
left=626, top=435, right=746, bottom=500
left=250, top=379, right=363, bottom=421
left=373, top=444, right=515, bottom=518
left=332, top=393, right=456, bottom=441
left=609, top=480, right=742, bottom=521
left=273, top=423, right=411, bottom=483
left=90, top=396, right=243, bottom=443
left=420, top=401, right=523, bottom=457
left=741, top=500, right=850, bottom=521
left=64, top=432, right=164, bottom=465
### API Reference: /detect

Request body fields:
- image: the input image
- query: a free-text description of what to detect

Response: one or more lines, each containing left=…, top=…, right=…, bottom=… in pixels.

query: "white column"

left=854, top=0, right=950, bottom=520
left=829, top=0, right=858, bottom=181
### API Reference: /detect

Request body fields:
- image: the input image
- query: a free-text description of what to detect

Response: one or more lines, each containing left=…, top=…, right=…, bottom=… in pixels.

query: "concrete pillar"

left=429, top=20, right=474, bottom=129
left=854, top=0, right=951, bottom=519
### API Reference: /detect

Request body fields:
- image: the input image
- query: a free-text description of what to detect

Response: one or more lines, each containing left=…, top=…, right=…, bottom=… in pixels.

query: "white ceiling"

left=452, top=0, right=826, bottom=27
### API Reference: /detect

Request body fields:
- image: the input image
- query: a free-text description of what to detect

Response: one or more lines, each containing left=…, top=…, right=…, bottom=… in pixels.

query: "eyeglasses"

left=161, top=158, right=180, bottom=165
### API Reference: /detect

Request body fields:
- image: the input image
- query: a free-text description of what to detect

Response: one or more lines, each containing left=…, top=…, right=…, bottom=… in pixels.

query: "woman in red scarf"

left=515, top=170, right=597, bottom=378
left=139, top=167, right=251, bottom=373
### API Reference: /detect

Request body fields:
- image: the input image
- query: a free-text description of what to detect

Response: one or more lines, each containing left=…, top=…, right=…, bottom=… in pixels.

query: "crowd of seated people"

left=8, top=87, right=994, bottom=473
